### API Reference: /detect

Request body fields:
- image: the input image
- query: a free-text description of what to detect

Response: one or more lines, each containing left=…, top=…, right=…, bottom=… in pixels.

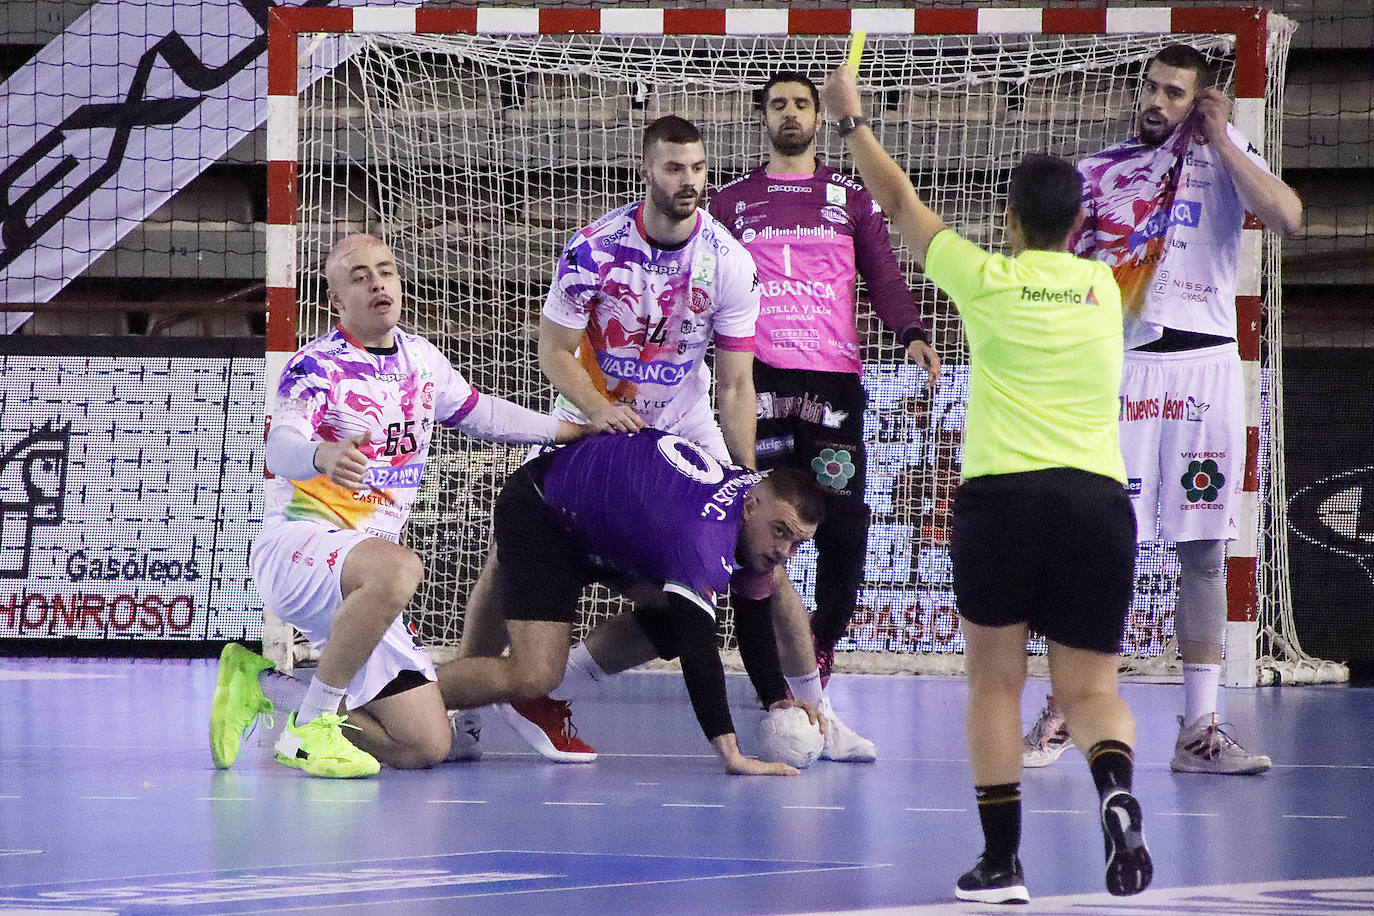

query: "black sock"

left=974, top=783, right=1021, bottom=866
left=1087, top=740, right=1135, bottom=798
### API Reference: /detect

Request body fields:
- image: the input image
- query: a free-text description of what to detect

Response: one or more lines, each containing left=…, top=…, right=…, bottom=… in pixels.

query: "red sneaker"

left=497, top=697, right=597, bottom=763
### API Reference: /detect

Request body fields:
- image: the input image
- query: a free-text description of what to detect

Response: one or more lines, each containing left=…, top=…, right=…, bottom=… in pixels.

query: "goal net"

left=265, top=7, right=1342, bottom=685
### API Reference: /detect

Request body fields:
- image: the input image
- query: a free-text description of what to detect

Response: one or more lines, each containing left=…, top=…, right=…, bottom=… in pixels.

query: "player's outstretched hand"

left=712, top=732, right=799, bottom=776
left=315, top=431, right=370, bottom=491
left=1197, top=87, right=1234, bottom=144
left=906, top=339, right=942, bottom=390
left=585, top=401, right=648, bottom=434
left=821, top=65, right=864, bottom=123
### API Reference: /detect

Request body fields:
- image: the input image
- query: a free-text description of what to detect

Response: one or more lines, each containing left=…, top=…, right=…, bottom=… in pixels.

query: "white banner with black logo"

left=0, top=0, right=359, bottom=331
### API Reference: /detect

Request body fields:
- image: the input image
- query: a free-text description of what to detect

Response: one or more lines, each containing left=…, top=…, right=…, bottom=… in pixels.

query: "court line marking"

left=662, top=803, right=724, bottom=808
left=1282, top=813, right=1347, bottom=819
left=543, top=801, right=604, bottom=807
left=79, top=796, right=137, bottom=800
left=198, top=797, right=253, bottom=801
left=427, top=799, right=487, bottom=805
left=905, top=807, right=964, bottom=812
left=782, top=805, right=845, bottom=811
left=248, top=859, right=893, bottom=912
left=1156, top=811, right=1220, bottom=817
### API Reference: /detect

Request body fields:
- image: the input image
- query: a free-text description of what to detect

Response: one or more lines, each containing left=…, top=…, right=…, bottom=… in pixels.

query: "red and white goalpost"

left=262, top=6, right=1343, bottom=685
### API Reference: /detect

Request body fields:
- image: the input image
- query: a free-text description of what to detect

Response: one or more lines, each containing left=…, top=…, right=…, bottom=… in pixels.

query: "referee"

left=821, top=66, right=1153, bottom=904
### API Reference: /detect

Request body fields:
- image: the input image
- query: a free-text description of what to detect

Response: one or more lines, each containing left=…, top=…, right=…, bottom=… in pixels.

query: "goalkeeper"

left=433, top=428, right=823, bottom=776
left=821, top=65, right=1152, bottom=903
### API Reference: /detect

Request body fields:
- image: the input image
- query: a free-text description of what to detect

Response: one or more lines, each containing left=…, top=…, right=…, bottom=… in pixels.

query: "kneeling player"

left=435, top=429, right=823, bottom=775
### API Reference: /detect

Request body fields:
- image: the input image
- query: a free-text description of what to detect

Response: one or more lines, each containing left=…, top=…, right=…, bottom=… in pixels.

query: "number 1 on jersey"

left=783, top=243, right=792, bottom=277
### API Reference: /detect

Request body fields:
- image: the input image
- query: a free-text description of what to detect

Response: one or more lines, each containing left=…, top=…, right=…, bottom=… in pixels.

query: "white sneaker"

left=1022, top=695, right=1074, bottom=768
left=1170, top=714, right=1271, bottom=774
left=818, top=695, right=876, bottom=762
left=445, top=708, right=482, bottom=762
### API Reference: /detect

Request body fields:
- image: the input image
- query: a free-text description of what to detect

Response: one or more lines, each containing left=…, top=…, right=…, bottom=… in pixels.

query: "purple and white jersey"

left=543, top=203, right=759, bottom=436
left=539, top=429, right=763, bottom=617
left=1072, top=113, right=1271, bottom=348
left=267, top=326, right=484, bottom=541
left=708, top=164, right=926, bottom=374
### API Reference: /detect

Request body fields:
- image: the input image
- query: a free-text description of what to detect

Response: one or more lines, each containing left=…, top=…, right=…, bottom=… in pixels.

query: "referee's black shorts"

left=950, top=467, right=1136, bottom=654
left=490, top=453, right=605, bottom=624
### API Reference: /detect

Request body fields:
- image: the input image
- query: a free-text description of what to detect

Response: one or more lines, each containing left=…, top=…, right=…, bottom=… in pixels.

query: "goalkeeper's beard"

left=769, top=124, right=816, bottom=158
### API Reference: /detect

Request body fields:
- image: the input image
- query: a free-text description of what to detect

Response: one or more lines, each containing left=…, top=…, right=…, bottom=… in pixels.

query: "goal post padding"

left=264, top=7, right=1342, bottom=685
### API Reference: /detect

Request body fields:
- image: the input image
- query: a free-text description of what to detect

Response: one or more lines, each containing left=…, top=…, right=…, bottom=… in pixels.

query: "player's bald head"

left=325, top=234, right=394, bottom=289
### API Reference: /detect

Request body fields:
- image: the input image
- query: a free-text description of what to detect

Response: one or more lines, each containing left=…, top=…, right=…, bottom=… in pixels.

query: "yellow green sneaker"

left=210, top=643, right=276, bottom=768
left=274, top=711, right=380, bottom=778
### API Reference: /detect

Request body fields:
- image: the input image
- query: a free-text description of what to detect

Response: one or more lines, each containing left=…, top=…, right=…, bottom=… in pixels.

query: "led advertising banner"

left=0, top=338, right=263, bottom=643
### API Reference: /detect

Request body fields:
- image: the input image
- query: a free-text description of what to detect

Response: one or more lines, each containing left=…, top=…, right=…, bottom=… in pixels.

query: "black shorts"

left=950, top=468, right=1136, bottom=654
left=490, top=454, right=606, bottom=624
left=754, top=362, right=868, bottom=501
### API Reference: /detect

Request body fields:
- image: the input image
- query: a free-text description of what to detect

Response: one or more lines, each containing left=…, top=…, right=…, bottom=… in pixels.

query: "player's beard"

left=648, top=180, right=700, bottom=223
left=769, top=122, right=816, bottom=157
left=1137, top=108, right=1174, bottom=148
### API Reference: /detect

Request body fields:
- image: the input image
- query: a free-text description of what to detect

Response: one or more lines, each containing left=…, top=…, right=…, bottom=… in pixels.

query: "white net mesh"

left=282, top=22, right=1331, bottom=679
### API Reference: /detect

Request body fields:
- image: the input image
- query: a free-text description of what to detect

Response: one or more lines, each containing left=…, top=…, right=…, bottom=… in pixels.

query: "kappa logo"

left=0, top=421, right=71, bottom=579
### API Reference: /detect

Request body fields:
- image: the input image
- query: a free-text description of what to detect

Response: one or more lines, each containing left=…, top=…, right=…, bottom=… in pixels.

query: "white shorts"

left=1118, top=344, right=1244, bottom=543
left=250, top=518, right=436, bottom=709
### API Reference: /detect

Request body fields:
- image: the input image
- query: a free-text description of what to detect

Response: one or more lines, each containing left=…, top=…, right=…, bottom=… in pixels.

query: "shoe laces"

left=1186, top=717, right=1246, bottom=757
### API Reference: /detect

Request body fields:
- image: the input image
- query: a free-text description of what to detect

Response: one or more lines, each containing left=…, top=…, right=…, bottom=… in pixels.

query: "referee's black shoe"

left=1102, top=789, right=1153, bottom=895
left=954, top=854, right=1029, bottom=905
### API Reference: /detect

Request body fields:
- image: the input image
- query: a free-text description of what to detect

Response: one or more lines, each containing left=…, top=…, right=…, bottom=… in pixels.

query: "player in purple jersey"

left=1021, top=45, right=1301, bottom=777
left=708, top=70, right=942, bottom=761
left=209, top=234, right=584, bottom=778
left=433, top=429, right=825, bottom=776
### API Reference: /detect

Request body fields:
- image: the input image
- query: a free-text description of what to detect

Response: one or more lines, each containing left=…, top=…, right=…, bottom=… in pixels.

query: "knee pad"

left=1174, top=539, right=1226, bottom=646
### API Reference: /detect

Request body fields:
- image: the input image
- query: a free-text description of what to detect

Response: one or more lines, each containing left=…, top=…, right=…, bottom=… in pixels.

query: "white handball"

left=756, top=705, right=824, bottom=769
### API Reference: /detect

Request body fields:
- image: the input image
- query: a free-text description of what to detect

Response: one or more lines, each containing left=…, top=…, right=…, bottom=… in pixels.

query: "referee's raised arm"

left=819, top=66, right=947, bottom=268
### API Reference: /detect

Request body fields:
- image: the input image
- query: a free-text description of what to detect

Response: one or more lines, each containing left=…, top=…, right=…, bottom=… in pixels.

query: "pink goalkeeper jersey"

left=708, top=164, right=926, bottom=374
left=267, top=326, right=486, bottom=542
left=1072, top=112, right=1273, bottom=349
left=543, top=202, right=759, bottom=434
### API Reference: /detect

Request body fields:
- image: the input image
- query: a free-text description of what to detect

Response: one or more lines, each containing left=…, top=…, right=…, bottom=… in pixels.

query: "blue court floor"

left=1, top=657, right=1371, bottom=915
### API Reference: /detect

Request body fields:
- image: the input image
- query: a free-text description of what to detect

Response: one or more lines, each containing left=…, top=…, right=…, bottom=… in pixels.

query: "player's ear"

left=1071, top=208, right=1087, bottom=236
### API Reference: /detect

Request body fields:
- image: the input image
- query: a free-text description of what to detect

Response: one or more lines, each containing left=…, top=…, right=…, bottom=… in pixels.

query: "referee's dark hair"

left=643, top=115, right=702, bottom=156
left=1007, top=154, right=1084, bottom=251
left=760, top=467, right=827, bottom=527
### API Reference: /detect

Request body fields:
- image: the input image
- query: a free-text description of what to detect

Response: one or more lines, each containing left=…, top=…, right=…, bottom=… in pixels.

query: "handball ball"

left=757, top=705, right=824, bottom=768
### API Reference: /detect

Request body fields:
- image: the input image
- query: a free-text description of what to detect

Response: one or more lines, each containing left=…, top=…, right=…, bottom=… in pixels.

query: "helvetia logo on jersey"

left=1020, top=286, right=1084, bottom=303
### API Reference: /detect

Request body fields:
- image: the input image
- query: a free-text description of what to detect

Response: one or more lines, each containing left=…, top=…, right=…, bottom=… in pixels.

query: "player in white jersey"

left=1021, top=45, right=1301, bottom=776
left=209, top=234, right=583, bottom=778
